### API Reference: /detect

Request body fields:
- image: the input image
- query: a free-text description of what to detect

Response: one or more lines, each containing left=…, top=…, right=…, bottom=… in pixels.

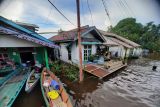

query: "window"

left=84, top=45, right=92, bottom=61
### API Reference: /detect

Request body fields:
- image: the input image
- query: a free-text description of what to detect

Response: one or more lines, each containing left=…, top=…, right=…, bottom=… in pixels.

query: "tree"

left=110, top=18, right=143, bottom=43
left=140, top=22, right=160, bottom=51
left=110, top=18, right=160, bottom=52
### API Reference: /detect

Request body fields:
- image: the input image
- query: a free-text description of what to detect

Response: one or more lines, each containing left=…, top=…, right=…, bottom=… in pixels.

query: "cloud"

left=0, top=0, right=160, bottom=36
left=0, top=0, right=24, bottom=21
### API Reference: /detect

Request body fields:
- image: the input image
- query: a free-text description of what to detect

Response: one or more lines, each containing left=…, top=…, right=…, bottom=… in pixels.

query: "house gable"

left=81, top=27, right=105, bottom=42
left=50, top=26, right=105, bottom=44
left=82, top=32, right=101, bottom=43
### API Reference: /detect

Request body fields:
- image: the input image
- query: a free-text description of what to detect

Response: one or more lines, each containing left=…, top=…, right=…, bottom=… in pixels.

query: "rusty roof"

left=49, top=25, right=105, bottom=42
left=100, top=30, right=140, bottom=48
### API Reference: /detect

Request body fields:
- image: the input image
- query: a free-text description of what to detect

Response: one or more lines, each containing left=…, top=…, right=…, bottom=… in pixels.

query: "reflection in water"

left=13, top=82, right=45, bottom=107
left=62, top=58, right=160, bottom=107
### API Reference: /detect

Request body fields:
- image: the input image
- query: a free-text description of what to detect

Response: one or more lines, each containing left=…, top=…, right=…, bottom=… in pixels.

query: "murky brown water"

left=13, top=82, right=45, bottom=107
left=13, top=57, right=160, bottom=107
left=63, top=58, right=160, bottom=107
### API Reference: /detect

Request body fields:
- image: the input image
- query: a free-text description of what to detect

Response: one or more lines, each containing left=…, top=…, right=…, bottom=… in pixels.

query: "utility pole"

left=76, top=0, right=83, bottom=82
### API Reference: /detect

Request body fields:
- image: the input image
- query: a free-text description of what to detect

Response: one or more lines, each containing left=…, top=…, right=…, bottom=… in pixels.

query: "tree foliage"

left=110, top=18, right=160, bottom=52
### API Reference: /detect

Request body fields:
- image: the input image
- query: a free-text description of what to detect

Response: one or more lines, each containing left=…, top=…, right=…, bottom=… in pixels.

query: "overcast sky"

left=0, top=0, right=160, bottom=38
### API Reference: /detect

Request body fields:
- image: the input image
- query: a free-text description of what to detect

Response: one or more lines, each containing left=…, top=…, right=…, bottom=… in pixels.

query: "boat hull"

left=25, top=70, right=40, bottom=93
left=40, top=68, right=73, bottom=107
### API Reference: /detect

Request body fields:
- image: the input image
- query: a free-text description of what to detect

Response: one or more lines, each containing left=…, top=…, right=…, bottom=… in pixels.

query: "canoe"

left=0, top=67, right=30, bottom=107
left=0, top=69, right=17, bottom=87
left=40, top=68, right=73, bottom=107
left=25, top=69, right=40, bottom=93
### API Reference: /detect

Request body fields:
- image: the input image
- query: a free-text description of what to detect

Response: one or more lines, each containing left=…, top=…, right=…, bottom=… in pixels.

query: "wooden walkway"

left=84, top=61, right=127, bottom=79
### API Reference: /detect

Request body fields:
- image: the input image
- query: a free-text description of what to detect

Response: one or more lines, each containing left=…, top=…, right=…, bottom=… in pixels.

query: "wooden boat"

left=25, top=69, right=40, bottom=93
left=0, top=67, right=29, bottom=107
left=0, top=69, right=17, bottom=87
left=40, top=68, right=73, bottom=107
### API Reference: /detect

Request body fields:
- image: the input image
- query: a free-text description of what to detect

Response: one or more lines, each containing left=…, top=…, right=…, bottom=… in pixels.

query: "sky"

left=0, top=0, right=160, bottom=38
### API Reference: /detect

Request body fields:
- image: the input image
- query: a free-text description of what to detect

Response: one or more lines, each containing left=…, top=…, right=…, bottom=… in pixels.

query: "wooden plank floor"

left=84, top=61, right=127, bottom=78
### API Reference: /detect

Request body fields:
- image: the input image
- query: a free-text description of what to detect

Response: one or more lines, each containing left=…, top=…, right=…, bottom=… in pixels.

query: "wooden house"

left=0, top=16, right=58, bottom=68
left=49, top=25, right=105, bottom=65
left=100, top=31, right=142, bottom=59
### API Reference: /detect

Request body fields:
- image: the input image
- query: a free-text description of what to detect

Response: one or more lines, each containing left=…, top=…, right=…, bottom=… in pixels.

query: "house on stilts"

left=49, top=25, right=129, bottom=78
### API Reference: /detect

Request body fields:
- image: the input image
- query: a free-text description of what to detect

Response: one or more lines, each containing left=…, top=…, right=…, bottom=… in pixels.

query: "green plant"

left=50, top=60, right=62, bottom=75
left=50, top=61, right=79, bottom=81
left=88, top=54, right=95, bottom=62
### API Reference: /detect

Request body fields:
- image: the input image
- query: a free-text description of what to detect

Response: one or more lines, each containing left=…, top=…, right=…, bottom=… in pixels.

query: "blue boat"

left=0, top=67, right=30, bottom=107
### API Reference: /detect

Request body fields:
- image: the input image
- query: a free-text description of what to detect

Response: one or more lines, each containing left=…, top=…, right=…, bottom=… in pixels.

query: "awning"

left=81, top=42, right=102, bottom=45
left=0, top=26, right=59, bottom=48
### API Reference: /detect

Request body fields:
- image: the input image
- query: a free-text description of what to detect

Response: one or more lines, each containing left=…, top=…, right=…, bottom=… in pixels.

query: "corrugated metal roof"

left=0, top=16, right=58, bottom=48
left=49, top=25, right=105, bottom=42
left=108, top=37, right=133, bottom=48
left=103, top=36, right=119, bottom=46
left=100, top=30, right=140, bottom=48
left=15, top=21, right=39, bottom=28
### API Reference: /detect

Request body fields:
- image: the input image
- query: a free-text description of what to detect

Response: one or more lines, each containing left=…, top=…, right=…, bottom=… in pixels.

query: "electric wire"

left=112, top=0, right=128, bottom=17
left=119, top=0, right=132, bottom=17
left=47, top=0, right=76, bottom=26
left=80, top=0, right=85, bottom=25
left=86, top=0, right=94, bottom=25
left=44, top=5, right=53, bottom=24
left=101, top=0, right=112, bottom=26
left=122, top=0, right=135, bottom=17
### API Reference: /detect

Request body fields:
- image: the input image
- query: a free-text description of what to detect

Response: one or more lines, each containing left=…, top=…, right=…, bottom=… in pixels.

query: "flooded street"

left=63, top=57, right=160, bottom=107
left=12, top=57, right=160, bottom=107
left=13, top=82, right=45, bottom=107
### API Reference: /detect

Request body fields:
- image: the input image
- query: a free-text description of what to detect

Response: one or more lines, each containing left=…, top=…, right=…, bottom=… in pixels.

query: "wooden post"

left=76, top=0, right=83, bottom=82
left=124, top=48, right=128, bottom=64
left=44, top=48, right=49, bottom=69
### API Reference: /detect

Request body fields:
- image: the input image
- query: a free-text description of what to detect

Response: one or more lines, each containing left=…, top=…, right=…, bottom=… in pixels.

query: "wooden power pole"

left=76, top=0, right=83, bottom=82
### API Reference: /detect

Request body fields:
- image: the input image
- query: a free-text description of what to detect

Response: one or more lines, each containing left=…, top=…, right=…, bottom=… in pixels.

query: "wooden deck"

left=84, top=61, right=127, bottom=79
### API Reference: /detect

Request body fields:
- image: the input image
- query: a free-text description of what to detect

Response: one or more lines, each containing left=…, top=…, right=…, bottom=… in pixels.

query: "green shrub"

left=50, top=61, right=79, bottom=81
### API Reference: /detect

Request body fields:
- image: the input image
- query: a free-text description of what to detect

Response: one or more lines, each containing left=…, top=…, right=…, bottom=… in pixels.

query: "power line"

left=112, top=0, right=128, bottom=17
left=119, top=0, right=133, bottom=17
left=44, top=5, right=53, bottom=24
left=80, top=0, right=85, bottom=25
left=118, top=0, right=130, bottom=16
left=122, top=0, right=135, bottom=17
left=101, top=0, right=112, bottom=26
left=86, top=0, right=94, bottom=25
left=47, top=0, right=75, bottom=26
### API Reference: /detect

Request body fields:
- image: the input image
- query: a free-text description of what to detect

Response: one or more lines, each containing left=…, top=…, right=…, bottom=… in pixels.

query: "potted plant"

left=89, top=54, right=95, bottom=62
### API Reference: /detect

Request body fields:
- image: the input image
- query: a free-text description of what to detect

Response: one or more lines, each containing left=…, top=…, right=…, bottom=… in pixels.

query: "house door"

left=20, top=52, right=35, bottom=65
left=67, top=47, right=71, bottom=60
left=84, top=45, right=92, bottom=61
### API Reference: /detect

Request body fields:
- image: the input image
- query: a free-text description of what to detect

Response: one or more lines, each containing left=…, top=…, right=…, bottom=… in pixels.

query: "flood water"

left=13, top=82, right=45, bottom=107
left=12, top=57, right=160, bottom=107
left=63, top=57, right=160, bottom=107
